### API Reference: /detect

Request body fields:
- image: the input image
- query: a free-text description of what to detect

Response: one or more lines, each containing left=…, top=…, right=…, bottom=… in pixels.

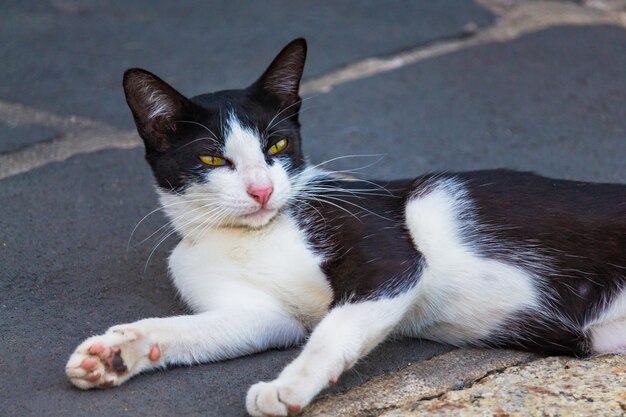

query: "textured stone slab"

left=381, top=354, right=626, bottom=417
left=303, top=349, right=537, bottom=417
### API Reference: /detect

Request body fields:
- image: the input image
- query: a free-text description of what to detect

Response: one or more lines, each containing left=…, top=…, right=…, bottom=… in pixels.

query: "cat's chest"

left=168, top=213, right=332, bottom=327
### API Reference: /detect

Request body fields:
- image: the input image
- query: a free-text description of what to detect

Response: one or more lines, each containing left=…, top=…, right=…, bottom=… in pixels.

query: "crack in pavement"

left=1, top=0, right=625, bottom=181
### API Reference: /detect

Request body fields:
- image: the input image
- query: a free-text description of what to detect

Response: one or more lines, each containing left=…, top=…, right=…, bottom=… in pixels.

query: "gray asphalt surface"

left=0, top=0, right=493, bottom=134
left=1, top=1, right=626, bottom=417
left=306, top=25, right=626, bottom=183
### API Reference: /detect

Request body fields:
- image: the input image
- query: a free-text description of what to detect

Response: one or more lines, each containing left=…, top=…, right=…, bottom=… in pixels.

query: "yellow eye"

left=199, top=155, right=227, bottom=166
left=268, top=138, right=288, bottom=155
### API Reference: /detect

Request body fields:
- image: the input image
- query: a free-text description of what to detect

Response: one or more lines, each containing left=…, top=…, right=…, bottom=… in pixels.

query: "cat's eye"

left=268, top=138, right=288, bottom=155
left=199, top=155, right=227, bottom=167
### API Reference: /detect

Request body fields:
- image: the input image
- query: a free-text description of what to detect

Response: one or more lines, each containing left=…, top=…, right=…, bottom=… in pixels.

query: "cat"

left=65, top=38, right=626, bottom=417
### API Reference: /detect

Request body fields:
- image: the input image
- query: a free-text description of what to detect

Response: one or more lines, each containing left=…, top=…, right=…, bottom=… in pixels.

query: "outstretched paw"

left=246, top=379, right=314, bottom=417
left=66, top=327, right=161, bottom=389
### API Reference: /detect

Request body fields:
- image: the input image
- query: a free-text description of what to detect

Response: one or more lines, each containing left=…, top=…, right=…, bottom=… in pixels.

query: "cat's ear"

left=251, top=38, right=307, bottom=110
left=123, top=68, right=192, bottom=152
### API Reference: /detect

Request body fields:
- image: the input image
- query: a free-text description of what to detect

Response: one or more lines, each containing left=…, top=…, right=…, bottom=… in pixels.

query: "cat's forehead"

left=190, top=89, right=283, bottom=133
left=222, top=113, right=270, bottom=167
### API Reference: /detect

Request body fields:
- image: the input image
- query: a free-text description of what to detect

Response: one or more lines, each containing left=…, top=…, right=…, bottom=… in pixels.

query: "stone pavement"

left=380, top=354, right=626, bottom=417
left=1, top=1, right=625, bottom=416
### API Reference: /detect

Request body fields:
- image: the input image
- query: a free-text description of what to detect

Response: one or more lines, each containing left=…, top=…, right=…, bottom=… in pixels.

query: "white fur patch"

left=587, top=287, right=626, bottom=353
left=223, top=115, right=269, bottom=174
left=168, top=212, right=332, bottom=329
left=400, top=179, right=540, bottom=344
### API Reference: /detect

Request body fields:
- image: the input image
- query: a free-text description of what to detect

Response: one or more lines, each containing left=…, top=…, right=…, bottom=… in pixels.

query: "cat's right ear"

left=123, top=69, right=192, bottom=152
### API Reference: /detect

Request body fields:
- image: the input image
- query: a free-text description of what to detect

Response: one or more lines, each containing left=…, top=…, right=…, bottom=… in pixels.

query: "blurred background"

left=1, top=1, right=625, bottom=416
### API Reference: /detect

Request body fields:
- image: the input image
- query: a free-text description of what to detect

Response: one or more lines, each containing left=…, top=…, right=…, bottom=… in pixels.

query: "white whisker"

left=176, top=120, right=220, bottom=141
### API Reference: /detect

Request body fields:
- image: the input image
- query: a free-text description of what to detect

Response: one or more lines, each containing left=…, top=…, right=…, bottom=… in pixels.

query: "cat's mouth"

left=240, top=207, right=279, bottom=226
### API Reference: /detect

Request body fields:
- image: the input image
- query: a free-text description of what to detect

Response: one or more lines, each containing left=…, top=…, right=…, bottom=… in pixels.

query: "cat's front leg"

left=246, top=294, right=413, bottom=417
left=66, top=309, right=305, bottom=389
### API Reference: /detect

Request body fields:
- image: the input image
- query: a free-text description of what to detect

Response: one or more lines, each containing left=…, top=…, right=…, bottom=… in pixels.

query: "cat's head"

left=123, top=39, right=309, bottom=233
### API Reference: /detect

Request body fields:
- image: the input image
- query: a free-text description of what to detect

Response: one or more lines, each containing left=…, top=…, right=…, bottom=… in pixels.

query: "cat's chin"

left=237, top=207, right=279, bottom=229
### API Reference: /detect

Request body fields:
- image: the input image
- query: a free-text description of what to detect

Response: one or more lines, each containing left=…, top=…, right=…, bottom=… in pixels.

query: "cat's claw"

left=246, top=379, right=311, bottom=417
left=66, top=327, right=160, bottom=389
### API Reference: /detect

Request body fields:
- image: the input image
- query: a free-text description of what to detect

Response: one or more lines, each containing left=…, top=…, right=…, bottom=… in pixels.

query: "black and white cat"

left=66, top=39, right=626, bottom=416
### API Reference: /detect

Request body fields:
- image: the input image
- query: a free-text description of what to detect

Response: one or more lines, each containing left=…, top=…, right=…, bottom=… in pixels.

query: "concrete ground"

left=1, top=1, right=625, bottom=416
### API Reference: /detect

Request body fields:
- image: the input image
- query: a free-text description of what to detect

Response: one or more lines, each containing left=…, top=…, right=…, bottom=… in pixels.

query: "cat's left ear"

left=251, top=38, right=307, bottom=111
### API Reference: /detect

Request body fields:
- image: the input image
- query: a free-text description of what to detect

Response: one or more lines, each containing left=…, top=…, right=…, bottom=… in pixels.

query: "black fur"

left=290, top=176, right=423, bottom=304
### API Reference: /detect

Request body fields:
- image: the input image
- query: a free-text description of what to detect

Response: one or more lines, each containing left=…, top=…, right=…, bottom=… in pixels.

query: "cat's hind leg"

left=588, top=289, right=626, bottom=354
left=246, top=291, right=414, bottom=417
left=66, top=309, right=305, bottom=389
left=590, top=320, right=626, bottom=353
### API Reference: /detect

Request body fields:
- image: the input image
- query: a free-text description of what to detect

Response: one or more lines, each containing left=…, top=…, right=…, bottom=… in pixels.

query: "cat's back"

left=409, top=169, right=625, bottom=288
left=450, top=169, right=626, bottom=274
left=455, top=169, right=626, bottom=222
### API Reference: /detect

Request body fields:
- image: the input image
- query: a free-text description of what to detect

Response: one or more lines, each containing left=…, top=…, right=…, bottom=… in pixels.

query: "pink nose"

left=247, top=185, right=273, bottom=206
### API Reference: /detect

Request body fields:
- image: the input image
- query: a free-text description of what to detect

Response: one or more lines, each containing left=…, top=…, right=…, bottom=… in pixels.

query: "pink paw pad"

left=149, top=345, right=161, bottom=361
left=88, top=343, right=106, bottom=355
left=80, top=358, right=98, bottom=370
left=85, top=371, right=101, bottom=382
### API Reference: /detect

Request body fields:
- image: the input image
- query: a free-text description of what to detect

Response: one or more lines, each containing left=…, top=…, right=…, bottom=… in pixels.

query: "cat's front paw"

left=65, top=326, right=161, bottom=389
left=246, top=379, right=314, bottom=417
